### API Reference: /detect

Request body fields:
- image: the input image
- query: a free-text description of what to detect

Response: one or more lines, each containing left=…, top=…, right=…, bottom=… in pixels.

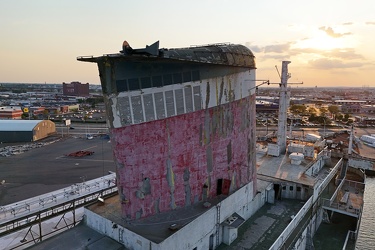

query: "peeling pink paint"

left=112, top=94, right=257, bottom=219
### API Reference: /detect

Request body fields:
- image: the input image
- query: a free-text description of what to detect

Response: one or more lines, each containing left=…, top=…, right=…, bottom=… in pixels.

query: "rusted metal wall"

left=112, top=94, right=256, bottom=219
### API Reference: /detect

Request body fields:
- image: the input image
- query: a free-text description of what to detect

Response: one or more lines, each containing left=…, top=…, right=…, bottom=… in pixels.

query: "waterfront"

left=356, top=177, right=375, bottom=249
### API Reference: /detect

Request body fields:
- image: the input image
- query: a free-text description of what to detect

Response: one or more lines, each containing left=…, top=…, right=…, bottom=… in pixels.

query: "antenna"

left=251, top=80, right=270, bottom=90
left=275, top=65, right=281, bottom=80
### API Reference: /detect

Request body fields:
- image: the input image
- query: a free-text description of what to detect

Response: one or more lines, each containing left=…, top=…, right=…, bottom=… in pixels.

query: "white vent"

left=226, top=216, right=238, bottom=225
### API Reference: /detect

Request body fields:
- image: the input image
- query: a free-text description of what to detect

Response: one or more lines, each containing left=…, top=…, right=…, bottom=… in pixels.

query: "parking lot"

left=0, top=135, right=115, bottom=206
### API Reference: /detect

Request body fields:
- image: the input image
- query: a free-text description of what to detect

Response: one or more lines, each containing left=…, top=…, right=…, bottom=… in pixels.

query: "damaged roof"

left=78, top=41, right=256, bottom=68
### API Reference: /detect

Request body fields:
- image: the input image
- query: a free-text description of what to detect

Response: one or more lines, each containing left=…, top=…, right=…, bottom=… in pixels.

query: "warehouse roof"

left=0, top=120, right=46, bottom=131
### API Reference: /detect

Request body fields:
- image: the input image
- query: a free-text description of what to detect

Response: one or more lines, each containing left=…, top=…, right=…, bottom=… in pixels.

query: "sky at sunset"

left=1, top=0, right=375, bottom=87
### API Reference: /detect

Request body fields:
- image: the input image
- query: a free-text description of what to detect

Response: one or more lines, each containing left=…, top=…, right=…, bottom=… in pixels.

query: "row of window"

left=282, top=186, right=302, bottom=192
left=117, top=85, right=202, bottom=125
left=116, top=71, right=200, bottom=92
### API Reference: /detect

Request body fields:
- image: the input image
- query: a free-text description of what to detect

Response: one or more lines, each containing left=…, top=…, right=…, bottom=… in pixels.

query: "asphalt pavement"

left=0, top=135, right=115, bottom=206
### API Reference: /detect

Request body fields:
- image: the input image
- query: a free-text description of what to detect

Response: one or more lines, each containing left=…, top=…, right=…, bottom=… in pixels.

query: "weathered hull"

left=112, top=94, right=256, bottom=218
left=78, top=42, right=257, bottom=219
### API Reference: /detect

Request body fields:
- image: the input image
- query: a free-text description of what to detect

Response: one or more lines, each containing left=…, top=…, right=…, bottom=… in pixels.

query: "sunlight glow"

left=295, top=33, right=348, bottom=50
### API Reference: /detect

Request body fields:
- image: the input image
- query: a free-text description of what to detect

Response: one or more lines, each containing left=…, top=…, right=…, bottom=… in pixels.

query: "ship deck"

left=87, top=193, right=226, bottom=243
left=256, top=147, right=319, bottom=186
left=28, top=180, right=306, bottom=250
left=26, top=144, right=358, bottom=250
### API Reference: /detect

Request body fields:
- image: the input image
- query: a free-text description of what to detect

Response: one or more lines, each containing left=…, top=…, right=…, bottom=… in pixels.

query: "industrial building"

left=0, top=106, right=23, bottom=119
left=62, top=81, right=89, bottom=96
left=0, top=120, right=56, bottom=143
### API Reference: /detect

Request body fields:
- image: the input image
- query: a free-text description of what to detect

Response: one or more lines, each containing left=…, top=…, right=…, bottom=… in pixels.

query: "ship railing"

left=343, top=179, right=365, bottom=191
left=269, top=196, right=313, bottom=250
left=0, top=184, right=118, bottom=238
left=323, top=167, right=347, bottom=207
left=0, top=173, right=116, bottom=222
left=321, top=199, right=361, bottom=217
left=321, top=175, right=363, bottom=215
left=304, top=147, right=331, bottom=178
left=187, top=42, right=232, bottom=49
left=312, top=158, right=343, bottom=203
left=331, top=178, right=365, bottom=199
left=343, top=230, right=357, bottom=250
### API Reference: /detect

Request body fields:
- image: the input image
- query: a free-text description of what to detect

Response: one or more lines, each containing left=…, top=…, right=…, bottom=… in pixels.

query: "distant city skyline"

left=1, top=0, right=375, bottom=87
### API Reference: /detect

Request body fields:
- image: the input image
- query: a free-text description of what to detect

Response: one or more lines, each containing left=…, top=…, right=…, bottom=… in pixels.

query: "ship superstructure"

left=0, top=41, right=373, bottom=250
left=78, top=41, right=257, bottom=219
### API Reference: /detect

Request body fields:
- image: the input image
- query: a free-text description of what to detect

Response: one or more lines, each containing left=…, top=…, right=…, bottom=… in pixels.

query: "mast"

left=277, top=61, right=291, bottom=154
left=348, top=124, right=354, bottom=155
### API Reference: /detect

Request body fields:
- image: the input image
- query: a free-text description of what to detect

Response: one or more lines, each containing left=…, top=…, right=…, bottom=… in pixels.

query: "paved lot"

left=0, top=135, right=115, bottom=206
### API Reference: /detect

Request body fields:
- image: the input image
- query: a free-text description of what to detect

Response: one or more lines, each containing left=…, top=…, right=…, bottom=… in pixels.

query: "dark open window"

left=140, top=77, right=152, bottom=89
left=116, top=79, right=128, bottom=91
left=183, top=71, right=192, bottom=82
left=152, top=75, right=163, bottom=87
left=128, top=78, right=140, bottom=90
left=173, top=73, right=182, bottom=84
left=163, top=74, right=173, bottom=86
left=192, top=70, right=200, bottom=81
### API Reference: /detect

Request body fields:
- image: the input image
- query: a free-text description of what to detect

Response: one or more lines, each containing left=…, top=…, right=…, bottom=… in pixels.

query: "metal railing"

left=0, top=173, right=117, bottom=238
left=269, top=197, right=314, bottom=250
left=343, top=230, right=357, bottom=250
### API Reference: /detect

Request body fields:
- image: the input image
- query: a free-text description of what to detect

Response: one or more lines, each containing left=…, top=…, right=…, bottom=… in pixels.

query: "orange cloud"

left=318, top=26, right=351, bottom=38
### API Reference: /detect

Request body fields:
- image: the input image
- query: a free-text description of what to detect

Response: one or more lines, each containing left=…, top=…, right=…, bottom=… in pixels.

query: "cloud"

left=366, top=22, right=375, bottom=25
left=290, top=48, right=322, bottom=55
left=245, top=42, right=291, bottom=54
left=245, top=42, right=263, bottom=53
left=318, top=26, right=351, bottom=38
left=245, top=41, right=368, bottom=70
left=342, top=22, right=353, bottom=26
left=264, top=43, right=291, bottom=53
left=309, top=58, right=363, bottom=69
left=260, top=54, right=291, bottom=61
left=246, top=45, right=262, bottom=53
left=323, top=48, right=364, bottom=60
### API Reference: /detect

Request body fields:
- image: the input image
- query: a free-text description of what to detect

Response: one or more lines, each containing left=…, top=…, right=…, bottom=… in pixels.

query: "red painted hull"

left=111, top=95, right=256, bottom=219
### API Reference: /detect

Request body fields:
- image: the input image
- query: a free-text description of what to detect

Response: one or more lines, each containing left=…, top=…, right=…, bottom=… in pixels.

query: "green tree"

left=42, top=109, right=49, bottom=118
left=289, top=104, right=307, bottom=114
left=319, top=107, right=328, bottom=116
left=307, top=107, right=317, bottom=115
left=318, top=116, right=331, bottom=125
left=309, top=114, right=317, bottom=122
left=343, top=114, right=350, bottom=122
left=328, top=105, right=340, bottom=120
